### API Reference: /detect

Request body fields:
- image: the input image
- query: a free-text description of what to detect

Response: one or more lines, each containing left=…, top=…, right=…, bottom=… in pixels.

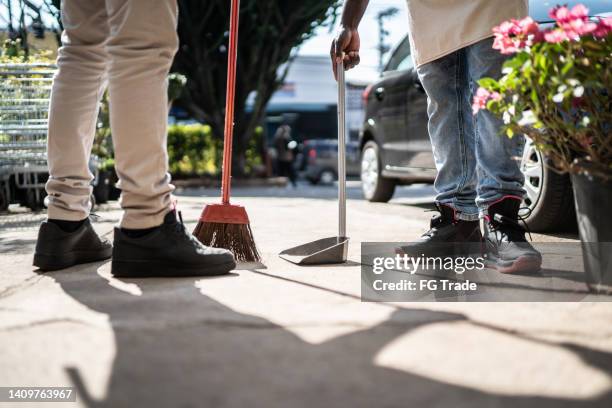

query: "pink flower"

left=493, top=35, right=520, bottom=54
left=594, top=16, right=612, bottom=38
left=549, top=5, right=589, bottom=24
left=493, top=17, right=543, bottom=54
left=570, top=4, right=590, bottom=20
left=519, top=17, right=541, bottom=37
left=565, top=18, right=598, bottom=36
left=544, top=29, right=569, bottom=43
left=472, top=88, right=501, bottom=115
left=547, top=4, right=601, bottom=42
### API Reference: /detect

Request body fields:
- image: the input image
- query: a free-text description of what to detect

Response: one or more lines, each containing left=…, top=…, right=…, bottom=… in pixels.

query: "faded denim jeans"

left=416, top=37, right=525, bottom=221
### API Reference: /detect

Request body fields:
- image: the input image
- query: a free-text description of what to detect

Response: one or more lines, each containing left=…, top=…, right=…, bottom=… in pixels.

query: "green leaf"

left=478, top=77, right=498, bottom=89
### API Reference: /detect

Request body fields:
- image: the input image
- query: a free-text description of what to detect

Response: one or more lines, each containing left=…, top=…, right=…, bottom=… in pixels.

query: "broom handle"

left=337, top=59, right=347, bottom=239
left=221, top=0, right=241, bottom=204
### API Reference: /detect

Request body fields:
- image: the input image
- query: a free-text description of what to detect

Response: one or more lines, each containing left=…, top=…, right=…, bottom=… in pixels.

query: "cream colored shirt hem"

left=415, top=34, right=494, bottom=68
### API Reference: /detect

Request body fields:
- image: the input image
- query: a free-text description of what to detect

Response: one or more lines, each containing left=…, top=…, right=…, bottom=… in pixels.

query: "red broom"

left=193, top=0, right=260, bottom=263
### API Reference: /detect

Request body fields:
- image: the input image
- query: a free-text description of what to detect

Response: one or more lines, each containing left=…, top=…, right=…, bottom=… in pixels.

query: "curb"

left=173, top=177, right=288, bottom=189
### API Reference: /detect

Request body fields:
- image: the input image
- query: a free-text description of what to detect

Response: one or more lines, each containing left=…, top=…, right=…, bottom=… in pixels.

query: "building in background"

left=258, top=55, right=371, bottom=145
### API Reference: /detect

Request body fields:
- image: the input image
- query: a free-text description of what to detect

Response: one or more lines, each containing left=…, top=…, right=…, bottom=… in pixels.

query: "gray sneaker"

left=484, top=197, right=542, bottom=274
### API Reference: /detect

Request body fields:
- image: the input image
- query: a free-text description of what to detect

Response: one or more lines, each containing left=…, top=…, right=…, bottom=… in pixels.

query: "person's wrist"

left=339, top=23, right=357, bottom=31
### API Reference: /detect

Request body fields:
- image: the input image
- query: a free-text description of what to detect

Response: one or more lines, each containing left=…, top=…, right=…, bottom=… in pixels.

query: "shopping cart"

left=0, top=63, right=101, bottom=212
left=0, top=63, right=55, bottom=211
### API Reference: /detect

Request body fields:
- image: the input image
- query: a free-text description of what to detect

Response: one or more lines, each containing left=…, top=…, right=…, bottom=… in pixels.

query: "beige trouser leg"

left=46, top=0, right=178, bottom=229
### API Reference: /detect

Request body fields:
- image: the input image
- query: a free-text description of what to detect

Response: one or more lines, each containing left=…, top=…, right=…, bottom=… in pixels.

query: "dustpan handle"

left=337, top=60, right=347, bottom=239
left=221, top=0, right=241, bottom=205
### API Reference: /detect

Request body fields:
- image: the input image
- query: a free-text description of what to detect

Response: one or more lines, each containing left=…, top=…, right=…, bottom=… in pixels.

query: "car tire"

left=361, top=140, right=396, bottom=202
left=520, top=138, right=576, bottom=232
left=319, top=169, right=337, bottom=185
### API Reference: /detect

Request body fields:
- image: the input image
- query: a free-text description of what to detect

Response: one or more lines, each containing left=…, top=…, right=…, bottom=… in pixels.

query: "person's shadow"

left=39, top=263, right=612, bottom=408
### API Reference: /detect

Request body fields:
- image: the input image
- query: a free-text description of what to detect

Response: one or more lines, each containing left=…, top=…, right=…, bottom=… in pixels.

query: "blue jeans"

left=416, top=38, right=525, bottom=221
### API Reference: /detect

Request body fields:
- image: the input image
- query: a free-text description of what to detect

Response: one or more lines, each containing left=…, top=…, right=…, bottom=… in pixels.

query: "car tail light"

left=308, top=148, right=317, bottom=164
left=362, top=84, right=373, bottom=107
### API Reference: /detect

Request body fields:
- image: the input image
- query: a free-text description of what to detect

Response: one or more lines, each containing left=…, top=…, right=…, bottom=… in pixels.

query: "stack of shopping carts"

left=0, top=63, right=56, bottom=211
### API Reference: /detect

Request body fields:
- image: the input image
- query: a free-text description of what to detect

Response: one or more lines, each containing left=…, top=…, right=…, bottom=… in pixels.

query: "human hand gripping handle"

left=330, top=0, right=369, bottom=80
left=331, top=27, right=361, bottom=80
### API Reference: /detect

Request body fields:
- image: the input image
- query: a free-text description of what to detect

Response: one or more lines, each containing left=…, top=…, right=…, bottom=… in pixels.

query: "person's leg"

left=277, top=160, right=288, bottom=179
left=35, top=0, right=113, bottom=271
left=105, top=0, right=177, bottom=229
left=288, top=161, right=297, bottom=187
left=416, top=50, right=479, bottom=220
left=105, top=0, right=235, bottom=277
left=467, top=38, right=541, bottom=274
left=467, top=38, right=525, bottom=213
left=45, top=0, right=110, bottom=222
left=400, top=50, right=481, bottom=257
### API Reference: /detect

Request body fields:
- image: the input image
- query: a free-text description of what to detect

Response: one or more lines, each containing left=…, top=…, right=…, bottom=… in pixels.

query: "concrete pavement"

left=1, top=184, right=611, bottom=407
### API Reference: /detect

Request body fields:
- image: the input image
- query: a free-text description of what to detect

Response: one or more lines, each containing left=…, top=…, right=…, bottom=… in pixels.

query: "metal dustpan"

left=280, top=61, right=349, bottom=265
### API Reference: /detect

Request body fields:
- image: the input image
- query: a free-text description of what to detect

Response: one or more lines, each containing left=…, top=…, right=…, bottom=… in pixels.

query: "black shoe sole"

left=110, top=259, right=236, bottom=278
left=34, top=248, right=113, bottom=272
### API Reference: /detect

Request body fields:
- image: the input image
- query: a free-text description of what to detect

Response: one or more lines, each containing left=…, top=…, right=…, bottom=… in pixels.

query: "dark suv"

left=359, top=0, right=611, bottom=231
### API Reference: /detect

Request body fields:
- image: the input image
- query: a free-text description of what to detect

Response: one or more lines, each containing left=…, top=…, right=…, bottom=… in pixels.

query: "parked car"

left=359, top=0, right=611, bottom=231
left=304, top=139, right=361, bottom=185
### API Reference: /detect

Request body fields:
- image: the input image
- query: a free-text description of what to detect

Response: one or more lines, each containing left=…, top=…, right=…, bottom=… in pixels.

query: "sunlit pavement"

left=1, top=183, right=611, bottom=408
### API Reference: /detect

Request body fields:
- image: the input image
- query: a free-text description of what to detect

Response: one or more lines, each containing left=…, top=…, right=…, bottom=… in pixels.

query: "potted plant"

left=474, top=4, right=611, bottom=293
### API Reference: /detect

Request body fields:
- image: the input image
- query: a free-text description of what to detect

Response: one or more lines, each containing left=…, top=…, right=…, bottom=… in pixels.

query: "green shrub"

left=244, top=126, right=264, bottom=175
left=167, top=124, right=221, bottom=177
left=0, top=39, right=54, bottom=62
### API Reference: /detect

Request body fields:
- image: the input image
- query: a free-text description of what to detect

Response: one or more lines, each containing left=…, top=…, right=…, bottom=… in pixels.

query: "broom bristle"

left=193, top=221, right=261, bottom=263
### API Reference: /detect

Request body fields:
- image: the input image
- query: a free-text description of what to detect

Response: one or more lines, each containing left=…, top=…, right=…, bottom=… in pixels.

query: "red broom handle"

left=221, top=0, right=240, bottom=204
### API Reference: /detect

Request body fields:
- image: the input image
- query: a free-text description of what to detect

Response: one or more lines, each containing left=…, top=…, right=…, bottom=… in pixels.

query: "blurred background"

left=0, top=0, right=407, bottom=185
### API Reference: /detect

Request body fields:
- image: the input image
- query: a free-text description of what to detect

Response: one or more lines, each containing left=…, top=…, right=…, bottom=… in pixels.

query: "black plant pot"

left=571, top=172, right=612, bottom=294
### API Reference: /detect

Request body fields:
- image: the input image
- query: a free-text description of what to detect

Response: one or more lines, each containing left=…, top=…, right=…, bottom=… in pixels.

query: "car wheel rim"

left=361, top=146, right=379, bottom=198
left=321, top=171, right=335, bottom=185
left=520, top=137, right=544, bottom=216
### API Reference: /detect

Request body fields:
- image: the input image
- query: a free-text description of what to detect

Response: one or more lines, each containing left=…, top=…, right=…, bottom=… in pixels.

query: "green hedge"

left=167, top=124, right=264, bottom=178
left=167, top=124, right=222, bottom=177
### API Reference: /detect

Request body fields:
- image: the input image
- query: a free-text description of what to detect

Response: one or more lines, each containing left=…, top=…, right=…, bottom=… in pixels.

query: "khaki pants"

left=46, top=0, right=178, bottom=229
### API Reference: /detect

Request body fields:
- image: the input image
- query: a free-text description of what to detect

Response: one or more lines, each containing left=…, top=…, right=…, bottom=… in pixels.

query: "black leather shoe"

left=484, top=197, right=542, bottom=274
left=34, top=219, right=112, bottom=271
left=399, top=203, right=482, bottom=258
left=111, top=211, right=236, bottom=278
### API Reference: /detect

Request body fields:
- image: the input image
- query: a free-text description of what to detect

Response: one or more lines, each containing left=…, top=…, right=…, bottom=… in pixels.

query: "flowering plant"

left=474, top=4, right=611, bottom=180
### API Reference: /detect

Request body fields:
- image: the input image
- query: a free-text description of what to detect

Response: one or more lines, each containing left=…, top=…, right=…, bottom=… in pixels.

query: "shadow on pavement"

left=0, top=237, right=37, bottom=254
left=37, top=264, right=612, bottom=407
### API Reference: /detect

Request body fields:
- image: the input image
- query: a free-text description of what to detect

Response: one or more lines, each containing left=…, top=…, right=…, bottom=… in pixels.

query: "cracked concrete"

left=1, top=183, right=611, bottom=408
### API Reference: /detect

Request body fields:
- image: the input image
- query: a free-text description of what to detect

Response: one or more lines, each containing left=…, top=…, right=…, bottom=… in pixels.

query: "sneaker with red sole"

left=484, top=197, right=542, bottom=274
